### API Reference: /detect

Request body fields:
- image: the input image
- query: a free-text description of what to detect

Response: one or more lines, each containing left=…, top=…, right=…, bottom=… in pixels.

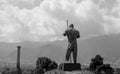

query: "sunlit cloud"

left=101, top=0, right=120, bottom=34
left=0, top=0, right=120, bottom=42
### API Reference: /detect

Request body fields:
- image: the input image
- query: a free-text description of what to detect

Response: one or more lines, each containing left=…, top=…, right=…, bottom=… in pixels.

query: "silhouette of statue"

left=89, top=55, right=104, bottom=71
left=63, top=24, right=80, bottom=63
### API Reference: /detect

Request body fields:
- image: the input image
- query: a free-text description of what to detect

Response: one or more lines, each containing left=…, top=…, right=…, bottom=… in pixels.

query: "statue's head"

left=69, top=24, right=74, bottom=30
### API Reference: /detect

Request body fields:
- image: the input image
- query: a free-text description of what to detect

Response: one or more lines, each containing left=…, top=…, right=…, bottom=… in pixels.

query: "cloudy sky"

left=0, top=0, right=120, bottom=42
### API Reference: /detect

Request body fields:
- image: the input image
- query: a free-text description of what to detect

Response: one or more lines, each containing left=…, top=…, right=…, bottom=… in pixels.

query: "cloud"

left=41, top=0, right=105, bottom=36
left=101, top=0, right=120, bottom=34
left=0, top=0, right=120, bottom=42
left=8, top=0, right=43, bottom=9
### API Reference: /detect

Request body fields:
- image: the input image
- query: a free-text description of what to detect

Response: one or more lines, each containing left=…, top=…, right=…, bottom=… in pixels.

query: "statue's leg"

left=73, top=43, right=77, bottom=64
left=66, top=44, right=73, bottom=62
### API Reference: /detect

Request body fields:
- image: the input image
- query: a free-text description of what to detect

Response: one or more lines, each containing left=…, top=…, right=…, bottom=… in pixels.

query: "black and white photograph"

left=0, top=0, right=120, bottom=74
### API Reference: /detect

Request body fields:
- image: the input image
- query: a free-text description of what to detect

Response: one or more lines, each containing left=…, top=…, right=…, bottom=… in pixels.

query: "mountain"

left=77, top=33, right=120, bottom=63
left=7, top=40, right=67, bottom=64
left=3, top=33, right=120, bottom=64
left=0, top=42, right=19, bottom=58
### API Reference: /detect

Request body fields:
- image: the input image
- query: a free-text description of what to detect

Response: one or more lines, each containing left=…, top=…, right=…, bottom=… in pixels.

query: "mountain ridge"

left=0, top=33, right=120, bottom=64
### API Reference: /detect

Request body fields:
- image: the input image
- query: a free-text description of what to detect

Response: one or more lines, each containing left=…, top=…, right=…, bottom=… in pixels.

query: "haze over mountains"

left=0, top=33, right=120, bottom=65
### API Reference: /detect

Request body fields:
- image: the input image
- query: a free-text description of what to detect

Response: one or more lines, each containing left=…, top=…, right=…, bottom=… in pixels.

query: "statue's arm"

left=77, top=31, right=80, bottom=38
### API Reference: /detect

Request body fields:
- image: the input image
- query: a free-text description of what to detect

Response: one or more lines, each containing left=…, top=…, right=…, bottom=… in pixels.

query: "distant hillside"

left=0, top=42, right=18, bottom=58
left=3, top=33, right=120, bottom=64
left=9, top=43, right=65, bottom=63
left=78, top=33, right=120, bottom=63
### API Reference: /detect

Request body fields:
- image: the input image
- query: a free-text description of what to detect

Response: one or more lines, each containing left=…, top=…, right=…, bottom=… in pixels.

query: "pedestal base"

left=59, top=63, right=81, bottom=71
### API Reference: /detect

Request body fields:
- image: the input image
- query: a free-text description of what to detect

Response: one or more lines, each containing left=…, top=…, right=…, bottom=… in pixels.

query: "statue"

left=63, top=24, right=80, bottom=63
